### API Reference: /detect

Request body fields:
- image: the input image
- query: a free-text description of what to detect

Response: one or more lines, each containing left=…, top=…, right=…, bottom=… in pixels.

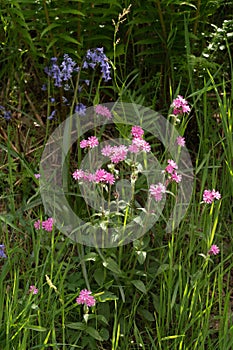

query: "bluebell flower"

left=41, top=84, right=47, bottom=91
left=75, top=103, right=86, bottom=116
left=0, top=106, right=12, bottom=120
left=83, top=47, right=111, bottom=82
left=62, top=96, right=69, bottom=105
left=50, top=97, right=55, bottom=103
left=44, top=57, right=62, bottom=87
left=0, top=244, right=7, bottom=258
left=60, top=54, right=76, bottom=81
left=47, top=110, right=56, bottom=120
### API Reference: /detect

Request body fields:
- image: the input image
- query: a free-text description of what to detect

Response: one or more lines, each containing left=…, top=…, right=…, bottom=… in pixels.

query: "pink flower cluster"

left=76, top=289, right=96, bottom=307
left=95, top=105, right=112, bottom=119
left=34, top=217, right=54, bottom=232
left=101, top=144, right=128, bottom=164
left=131, top=125, right=144, bottom=138
left=165, top=159, right=182, bottom=183
left=149, top=183, right=166, bottom=202
left=73, top=168, right=115, bottom=185
left=171, top=95, right=190, bottom=115
left=34, top=173, right=41, bottom=179
left=129, top=125, right=151, bottom=153
left=176, top=136, right=186, bottom=147
left=203, top=189, right=221, bottom=204
left=128, top=137, right=151, bottom=153
left=29, top=285, right=38, bottom=295
left=208, top=244, right=220, bottom=256
left=80, top=136, right=99, bottom=149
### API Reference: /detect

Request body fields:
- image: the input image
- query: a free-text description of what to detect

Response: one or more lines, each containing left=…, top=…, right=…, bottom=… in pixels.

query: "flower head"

left=42, top=218, right=54, bottom=232
left=29, top=285, right=38, bottom=295
left=176, top=136, right=186, bottom=147
left=0, top=244, right=7, bottom=258
left=171, top=171, right=182, bottom=183
left=208, top=244, right=220, bottom=256
left=0, top=105, right=12, bottom=121
left=171, top=95, right=190, bottom=115
left=149, top=183, right=166, bottom=202
left=80, top=136, right=99, bottom=149
left=128, top=138, right=151, bottom=153
left=203, top=189, right=221, bottom=204
left=34, top=173, right=41, bottom=179
left=75, top=103, right=86, bottom=116
left=95, top=105, right=112, bottom=119
left=60, top=54, right=77, bottom=81
left=83, top=48, right=111, bottom=81
left=35, top=218, right=54, bottom=232
left=165, top=159, right=178, bottom=174
left=76, top=289, right=96, bottom=307
left=131, top=126, right=144, bottom=139
left=72, top=169, right=85, bottom=180
left=47, top=110, right=56, bottom=120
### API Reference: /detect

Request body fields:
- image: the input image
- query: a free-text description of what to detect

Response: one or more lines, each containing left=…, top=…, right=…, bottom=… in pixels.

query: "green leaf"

left=82, top=252, right=98, bottom=262
left=102, top=257, right=122, bottom=276
left=137, top=307, right=155, bottom=322
left=94, top=268, right=105, bottom=286
left=98, top=291, right=118, bottom=302
left=131, top=280, right=147, bottom=294
left=66, top=322, right=86, bottom=331
left=24, top=325, right=47, bottom=332
left=85, top=326, right=103, bottom=341
left=60, top=9, right=85, bottom=16
left=40, top=23, right=61, bottom=38
left=58, top=34, right=81, bottom=45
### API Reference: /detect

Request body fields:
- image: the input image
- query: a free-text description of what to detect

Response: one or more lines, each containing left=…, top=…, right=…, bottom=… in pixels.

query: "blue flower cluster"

left=43, top=48, right=111, bottom=119
left=0, top=244, right=7, bottom=258
left=44, top=54, right=78, bottom=87
left=0, top=106, right=12, bottom=121
left=83, top=47, right=111, bottom=82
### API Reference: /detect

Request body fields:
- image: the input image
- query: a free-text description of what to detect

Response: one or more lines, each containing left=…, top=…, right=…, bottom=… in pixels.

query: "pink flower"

left=149, top=183, right=166, bottom=202
left=29, top=285, right=38, bottom=295
left=80, top=139, right=89, bottom=148
left=171, top=172, right=182, bottom=183
left=95, top=169, right=107, bottom=183
left=34, top=218, right=54, bottom=232
left=72, top=169, right=85, bottom=180
left=104, top=172, right=115, bottom=185
left=94, top=169, right=115, bottom=184
left=129, top=138, right=151, bottom=153
left=95, top=105, right=112, bottom=119
left=80, top=136, right=99, bottom=149
left=42, top=218, right=54, bottom=232
left=212, top=189, right=221, bottom=200
left=208, top=244, right=220, bottom=255
left=109, top=145, right=128, bottom=164
left=171, top=95, right=190, bottom=115
left=131, top=126, right=144, bottom=138
left=87, top=136, right=99, bottom=148
left=34, top=219, right=41, bottom=230
left=128, top=143, right=139, bottom=153
left=76, top=289, right=96, bottom=307
left=165, top=159, right=178, bottom=174
left=34, top=173, right=41, bottom=179
left=176, top=136, right=186, bottom=147
left=101, top=145, right=113, bottom=157
left=203, top=189, right=221, bottom=204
